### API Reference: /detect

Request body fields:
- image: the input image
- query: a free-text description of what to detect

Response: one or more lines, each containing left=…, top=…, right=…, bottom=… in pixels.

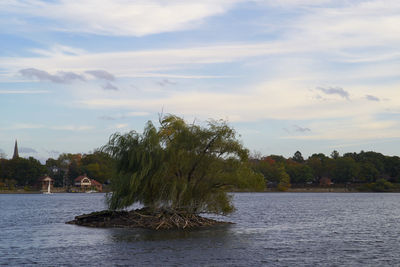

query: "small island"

left=66, top=208, right=230, bottom=230
left=68, top=114, right=264, bottom=229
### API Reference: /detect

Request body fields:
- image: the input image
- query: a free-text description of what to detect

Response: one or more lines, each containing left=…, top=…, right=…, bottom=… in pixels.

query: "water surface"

left=1, top=193, right=399, bottom=266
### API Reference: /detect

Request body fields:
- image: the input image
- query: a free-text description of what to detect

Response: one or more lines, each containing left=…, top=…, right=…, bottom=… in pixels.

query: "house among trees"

left=74, top=175, right=102, bottom=192
left=39, top=175, right=54, bottom=191
left=319, top=177, right=332, bottom=186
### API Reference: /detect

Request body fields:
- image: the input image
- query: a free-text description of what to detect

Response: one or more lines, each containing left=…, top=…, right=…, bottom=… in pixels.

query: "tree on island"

left=102, top=114, right=264, bottom=214
left=68, top=114, right=264, bottom=229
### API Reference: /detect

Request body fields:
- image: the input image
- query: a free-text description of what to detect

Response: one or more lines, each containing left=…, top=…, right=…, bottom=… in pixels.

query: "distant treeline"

left=0, top=151, right=115, bottom=189
left=250, top=150, right=400, bottom=191
left=1, top=149, right=399, bottom=191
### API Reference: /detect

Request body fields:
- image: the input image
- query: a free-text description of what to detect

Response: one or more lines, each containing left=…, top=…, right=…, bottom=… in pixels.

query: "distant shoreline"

left=2, top=186, right=400, bottom=194
left=266, top=187, right=356, bottom=193
left=0, top=190, right=43, bottom=194
left=237, top=184, right=400, bottom=193
left=0, top=189, right=103, bottom=194
left=229, top=187, right=355, bottom=193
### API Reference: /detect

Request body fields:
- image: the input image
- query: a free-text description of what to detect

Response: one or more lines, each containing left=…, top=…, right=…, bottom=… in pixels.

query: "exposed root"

left=66, top=207, right=231, bottom=230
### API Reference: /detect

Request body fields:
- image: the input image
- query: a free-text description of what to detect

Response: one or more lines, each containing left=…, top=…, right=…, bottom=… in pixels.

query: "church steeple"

left=12, top=140, right=19, bottom=159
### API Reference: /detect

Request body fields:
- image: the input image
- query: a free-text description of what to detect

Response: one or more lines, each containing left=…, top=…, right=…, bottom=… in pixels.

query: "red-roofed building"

left=74, top=175, right=102, bottom=192
left=319, top=177, right=332, bottom=186
left=90, top=179, right=102, bottom=192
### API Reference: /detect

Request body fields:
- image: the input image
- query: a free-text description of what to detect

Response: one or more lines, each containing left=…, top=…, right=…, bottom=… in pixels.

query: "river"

left=1, top=193, right=399, bottom=266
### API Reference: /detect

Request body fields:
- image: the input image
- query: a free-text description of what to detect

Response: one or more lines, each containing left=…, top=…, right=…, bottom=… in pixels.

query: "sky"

left=0, top=0, right=399, bottom=162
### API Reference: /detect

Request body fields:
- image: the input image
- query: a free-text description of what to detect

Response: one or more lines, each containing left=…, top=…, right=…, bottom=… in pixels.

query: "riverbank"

left=267, top=187, right=356, bottom=193
left=0, top=188, right=100, bottom=194
left=240, top=183, right=400, bottom=193
left=3, top=185, right=400, bottom=194
left=0, top=189, right=42, bottom=194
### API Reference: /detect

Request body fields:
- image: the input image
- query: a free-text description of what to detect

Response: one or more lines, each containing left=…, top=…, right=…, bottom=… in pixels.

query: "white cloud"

left=50, top=125, right=94, bottom=131
left=262, top=0, right=333, bottom=7
left=124, top=73, right=232, bottom=79
left=78, top=79, right=398, bottom=122
left=1, top=0, right=244, bottom=36
left=289, top=0, right=400, bottom=48
left=0, top=42, right=294, bottom=76
left=2, top=0, right=400, bottom=149
left=285, top=118, right=400, bottom=141
left=0, top=90, right=50, bottom=94
left=9, top=123, right=44, bottom=129
left=73, top=75, right=400, bottom=143
left=6, top=124, right=93, bottom=131
left=19, top=147, right=38, bottom=154
left=31, top=45, right=85, bottom=57
left=127, top=111, right=150, bottom=117
left=3, top=0, right=400, bottom=80
left=115, top=123, right=128, bottom=129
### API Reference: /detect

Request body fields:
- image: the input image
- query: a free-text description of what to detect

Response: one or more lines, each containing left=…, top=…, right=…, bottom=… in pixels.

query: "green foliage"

left=307, top=154, right=335, bottom=182
left=1, top=157, right=46, bottom=186
left=360, top=178, right=394, bottom=192
left=81, top=151, right=115, bottom=183
left=276, top=163, right=291, bottom=191
left=374, top=179, right=394, bottom=191
left=332, top=157, right=360, bottom=183
left=45, top=158, right=65, bottom=187
left=5, top=179, right=16, bottom=190
left=103, top=114, right=265, bottom=214
left=251, top=158, right=279, bottom=183
left=358, top=162, right=379, bottom=183
left=383, top=156, right=400, bottom=181
left=286, top=162, right=313, bottom=184
left=54, top=153, right=83, bottom=186
left=292, top=151, right=304, bottom=163
left=231, top=164, right=265, bottom=191
left=331, top=150, right=340, bottom=159
left=45, top=151, right=115, bottom=187
left=250, top=157, right=291, bottom=190
left=251, top=149, right=400, bottom=188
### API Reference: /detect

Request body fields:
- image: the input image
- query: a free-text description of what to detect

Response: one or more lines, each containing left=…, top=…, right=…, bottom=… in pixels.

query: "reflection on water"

left=1, top=193, right=400, bottom=266
left=107, top=224, right=234, bottom=242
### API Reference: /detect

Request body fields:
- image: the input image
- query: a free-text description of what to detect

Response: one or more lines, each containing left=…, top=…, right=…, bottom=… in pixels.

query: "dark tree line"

left=0, top=151, right=115, bottom=189
left=250, top=150, right=400, bottom=190
left=0, top=157, right=46, bottom=188
left=1, top=145, right=399, bottom=192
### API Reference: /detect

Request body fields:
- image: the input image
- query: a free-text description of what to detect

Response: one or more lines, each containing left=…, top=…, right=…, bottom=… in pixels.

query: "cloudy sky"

left=1, top=0, right=399, bottom=161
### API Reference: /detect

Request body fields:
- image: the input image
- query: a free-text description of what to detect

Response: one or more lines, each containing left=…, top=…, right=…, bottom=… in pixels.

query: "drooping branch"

left=187, top=134, right=219, bottom=182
